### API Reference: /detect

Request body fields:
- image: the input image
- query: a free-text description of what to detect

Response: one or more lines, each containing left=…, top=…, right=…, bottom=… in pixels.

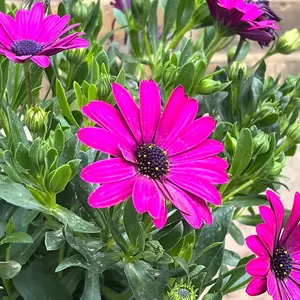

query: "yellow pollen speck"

left=163, top=151, right=167, bottom=155
left=148, top=145, right=153, bottom=149
left=280, top=264, right=283, bottom=267
left=143, top=155, right=147, bottom=158
left=155, top=167, right=159, bottom=171
left=284, top=272, right=287, bottom=275
left=284, top=251, right=288, bottom=254
left=147, top=162, right=151, bottom=165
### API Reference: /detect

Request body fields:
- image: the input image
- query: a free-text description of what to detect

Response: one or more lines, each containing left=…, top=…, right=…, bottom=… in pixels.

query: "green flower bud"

left=276, top=29, right=300, bottom=55
left=168, top=281, right=198, bottom=300
left=227, top=46, right=237, bottom=62
left=72, top=1, right=89, bottom=23
left=228, top=61, right=247, bottom=81
left=253, top=132, right=270, bottom=156
left=287, top=123, right=300, bottom=144
left=66, top=48, right=85, bottom=63
left=24, top=106, right=47, bottom=134
left=97, top=77, right=112, bottom=100
left=163, top=63, right=177, bottom=86
left=269, top=161, right=285, bottom=177
left=197, top=78, right=224, bottom=95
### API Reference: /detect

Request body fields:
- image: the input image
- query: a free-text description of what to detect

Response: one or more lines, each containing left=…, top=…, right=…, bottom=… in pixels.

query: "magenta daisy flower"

left=246, top=189, right=300, bottom=299
left=111, top=0, right=130, bottom=12
left=0, top=2, right=88, bottom=68
left=77, top=81, right=228, bottom=229
left=207, top=0, right=280, bottom=46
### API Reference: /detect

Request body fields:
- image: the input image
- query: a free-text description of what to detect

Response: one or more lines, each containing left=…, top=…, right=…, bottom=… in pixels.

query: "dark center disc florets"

left=11, top=40, right=42, bottom=56
left=136, top=144, right=169, bottom=179
left=271, top=247, right=293, bottom=280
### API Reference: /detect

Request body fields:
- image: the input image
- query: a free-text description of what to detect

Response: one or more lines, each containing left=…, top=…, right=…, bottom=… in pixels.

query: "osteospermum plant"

left=0, top=0, right=299, bottom=299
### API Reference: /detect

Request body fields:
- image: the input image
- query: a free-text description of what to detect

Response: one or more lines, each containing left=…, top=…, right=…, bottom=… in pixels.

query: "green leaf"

left=45, top=229, right=65, bottom=251
left=74, top=62, right=89, bottom=84
left=124, top=199, right=142, bottom=248
left=202, top=292, right=223, bottom=300
left=56, top=79, right=79, bottom=127
left=15, top=143, right=31, bottom=170
left=176, top=0, right=195, bottom=33
left=229, top=222, right=244, bottom=246
left=80, top=272, right=102, bottom=300
left=237, top=214, right=262, bottom=226
left=162, top=0, right=180, bottom=42
left=13, top=269, right=72, bottom=300
left=175, top=62, right=195, bottom=93
left=0, top=260, right=21, bottom=279
left=159, top=221, right=184, bottom=250
left=0, top=180, right=48, bottom=213
left=231, top=128, right=253, bottom=178
left=148, top=0, right=159, bottom=52
left=56, top=254, right=89, bottom=272
left=129, top=29, right=141, bottom=57
left=179, top=39, right=193, bottom=66
left=0, top=232, right=33, bottom=245
left=223, top=249, right=241, bottom=267
left=194, top=207, right=234, bottom=281
left=223, top=195, right=267, bottom=207
left=124, top=260, right=163, bottom=300
left=52, top=205, right=100, bottom=233
left=49, top=164, right=72, bottom=194
left=174, top=256, right=189, bottom=275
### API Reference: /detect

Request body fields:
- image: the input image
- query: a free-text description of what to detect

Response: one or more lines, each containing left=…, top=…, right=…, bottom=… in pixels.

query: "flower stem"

left=229, top=37, right=244, bottom=65
left=275, top=139, right=292, bottom=157
left=12, top=64, right=20, bottom=104
left=252, top=42, right=276, bottom=69
left=142, top=29, right=152, bottom=59
left=205, top=31, right=223, bottom=61
left=57, top=243, right=65, bottom=279
left=222, top=180, right=254, bottom=203
left=167, top=19, right=194, bottom=50
left=23, top=61, right=34, bottom=106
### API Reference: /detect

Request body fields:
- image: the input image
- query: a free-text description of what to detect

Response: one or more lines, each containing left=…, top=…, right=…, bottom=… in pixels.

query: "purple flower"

left=207, top=0, right=280, bottom=46
left=246, top=189, right=300, bottom=298
left=0, top=2, right=88, bottom=68
left=78, top=80, right=228, bottom=229
left=111, top=0, right=130, bottom=13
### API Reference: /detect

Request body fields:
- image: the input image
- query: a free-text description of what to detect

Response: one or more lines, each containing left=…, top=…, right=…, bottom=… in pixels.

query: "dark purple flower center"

left=271, top=247, right=293, bottom=280
left=11, top=40, right=42, bottom=56
left=136, top=144, right=169, bottom=179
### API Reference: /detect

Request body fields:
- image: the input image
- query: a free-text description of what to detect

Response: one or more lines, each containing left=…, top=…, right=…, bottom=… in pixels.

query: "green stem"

left=23, top=61, right=34, bottom=106
left=205, top=32, right=223, bottom=62
left=167, top=19, right=194, bottom=50
left=12, top=64, right=20, bottom=104
left=66, top=64, right=75, bottom=90
left=57, top=243, right=65, bottom=279
left=49, top=193, right=56, bottom=209
left=202, top=264, right=247, bottom=289
left=252, top=42, right=276, bottom=69
left=222, top=180, right=255, bottom=203
left=275, top=139, right=292, bottom=157
left=3, top=244, right=12, bottom=296
left=229, top=37, right=244, bottom=65
left=142, top=29, right=152, bottom=59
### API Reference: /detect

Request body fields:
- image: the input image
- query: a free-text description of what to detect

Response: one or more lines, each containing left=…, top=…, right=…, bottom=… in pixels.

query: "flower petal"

left=256, top=223, right=275, bottom=254
left=78, top=127, right=122, bottom=157
left=112, top=83, right=143, bottom=144
left=281, top=192, right=300, bottom=245
left=266, top=189, right=284, bottom=241
left=169, top=140, right=224, bottom=162
left=0, top=12, right=18, bottom=41
left=15, top=10, right=29, bottom=41
left=245, top=235, right=269, bottom=257
left=88, top=177, right=136, bottom=208
left=246, top=257, right=270, bottom=277
left=30, top=55, right=50, bottom=68
left=154, top=86, right=198, bottom=148
left=169, top=160, right=228, bottom=184
left=267, top=270, right=281, bottom=299
left=82, top=101, right=136, bottom=147
left=139, top=80, right=161, bottom=143
left=246, top=278, right=267, bottom=296
left=27, top=2, right=44, bottom=40
left=167, top=172, right=221, bottom=205
left=259, top=206, right=276, bottom=230
left=81, top=158, right=136, bottom=184
left=166, top=116, right=216, bottom=156
left=132, top=176, right=164, bottom=216
left=152, top=204, right=167, bottom=229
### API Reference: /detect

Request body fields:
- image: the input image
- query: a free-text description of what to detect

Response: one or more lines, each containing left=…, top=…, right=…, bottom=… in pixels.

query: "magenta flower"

left=0, top=2, right=88, bottom=68
left=78, top=81, right=228, bottom=229
left=111, top=0, right=130, bottom=12
left=246, top=189, right=300, bottom=298
left=207, top=0, right=280, bottom=46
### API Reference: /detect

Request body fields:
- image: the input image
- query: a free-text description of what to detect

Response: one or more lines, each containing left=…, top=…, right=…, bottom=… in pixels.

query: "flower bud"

left=253, top=132, right=270, bottom=156
left=163, top=63, right=177, bottom=86
left=269, top=161, right=284, bottom=177
left=197, top=78, right=224, bottom=95
left=72, top=1, right=89, bottom=23
left=97, top=77, right=112, bottom=100
left=24, top=106, right=47, bottom=134
left=168, top=281, right=198, bottom=300
left=228, top=61, right=247, bottom=81
left=276, top=29, right=300, bottom=55
left=66, top=48, right=85, bottom=63
left=287, top=122, right=300, bottom=144
left=227, top=46, right=237, bottom=62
